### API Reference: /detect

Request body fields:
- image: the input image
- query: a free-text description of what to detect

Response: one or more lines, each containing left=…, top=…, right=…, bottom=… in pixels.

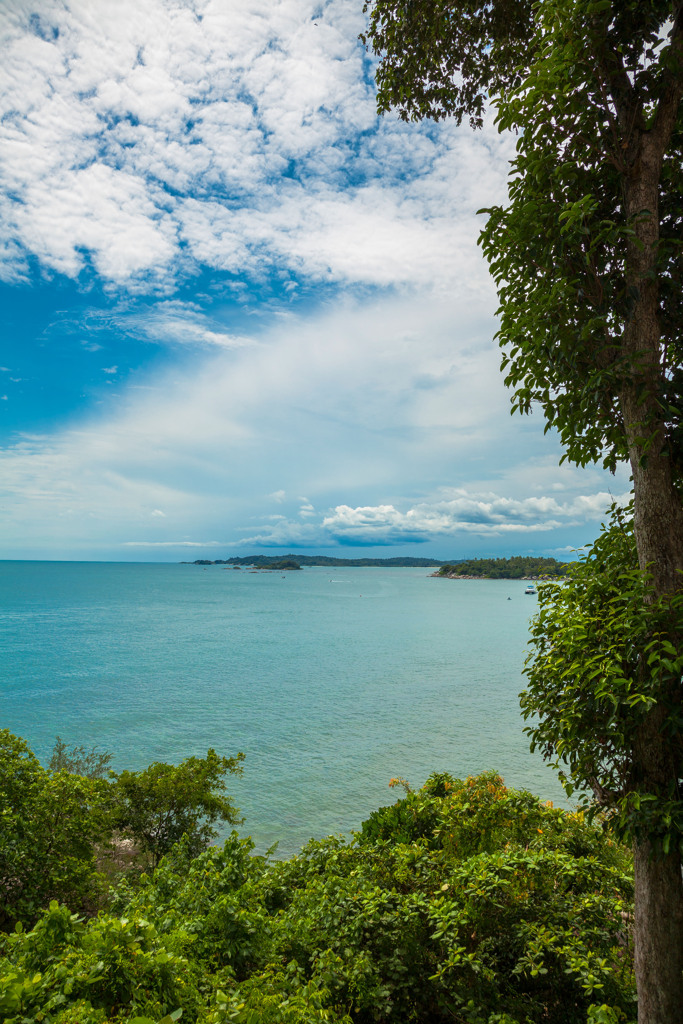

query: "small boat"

left=524, top=584, right=536, bottom=595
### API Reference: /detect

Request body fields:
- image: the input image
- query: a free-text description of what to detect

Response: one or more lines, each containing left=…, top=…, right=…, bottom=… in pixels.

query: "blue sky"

left=0, top=0, right=629, bottom=561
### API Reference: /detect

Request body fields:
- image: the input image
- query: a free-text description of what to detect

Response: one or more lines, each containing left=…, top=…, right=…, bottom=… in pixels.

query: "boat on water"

left=524, top=584, right=536, bottom=595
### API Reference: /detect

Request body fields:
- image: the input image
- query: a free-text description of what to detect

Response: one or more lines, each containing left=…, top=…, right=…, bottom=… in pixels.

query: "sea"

left=0, top=561, right=567, bottom=857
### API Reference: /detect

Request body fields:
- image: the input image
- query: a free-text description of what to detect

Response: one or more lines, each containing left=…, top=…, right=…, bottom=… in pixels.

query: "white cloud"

left=114, top=302, right=256, bottom=348
left=48, top=299, right=256, bottom=351
left=0, top=0, right=512, bottom=293
left=230, top=489, right=630, bottom=548
left=320, top=489, right=632, bottom=542
left=0, top=289, right=630, bottom=558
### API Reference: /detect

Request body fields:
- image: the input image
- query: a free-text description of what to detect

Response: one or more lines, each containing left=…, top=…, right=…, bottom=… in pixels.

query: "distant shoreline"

left=184, top=553, right=570, bottom=577
left=432, top=555, right=568, bottom=581
left=185, top=555, right=446, bottom=568
left=431, top=572, right=555, bottom=581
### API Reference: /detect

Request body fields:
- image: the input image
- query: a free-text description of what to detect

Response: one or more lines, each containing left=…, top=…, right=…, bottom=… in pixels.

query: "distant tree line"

left=436, top=556, right=569, bottom=579
left=190, top=555, right=447, bottom=567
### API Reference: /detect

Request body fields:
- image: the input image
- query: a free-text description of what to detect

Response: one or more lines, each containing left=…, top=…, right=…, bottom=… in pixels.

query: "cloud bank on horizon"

left=0, top=0, right=629, bottom=560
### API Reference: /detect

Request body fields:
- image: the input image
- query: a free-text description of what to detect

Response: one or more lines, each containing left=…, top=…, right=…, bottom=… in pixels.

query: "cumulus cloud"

left=319, top=490, right=632, bottom=542
left=232, top=489, right=630, bottom=548
left=0, top=0, right=511, bottom=293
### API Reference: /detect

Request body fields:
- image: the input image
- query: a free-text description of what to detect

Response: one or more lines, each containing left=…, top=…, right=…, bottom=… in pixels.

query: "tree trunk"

left=630, top=442, right=683, bottom=593
left=621, top=135, right=683, bottom=588
left=620, top=133, right=683, bottom=1024
left=633, top=841, right=683, bottom=1024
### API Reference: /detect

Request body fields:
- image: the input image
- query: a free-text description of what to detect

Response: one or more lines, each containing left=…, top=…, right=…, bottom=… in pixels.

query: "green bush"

left=0, top=901, right=197, bottom=1024
left=0, top=731, right=112, bottom=928
left=0, top=755, right=636, bottom=1024
left=112, top=750, right=245, bottom=869
left=255, top=773, right=634, bottom=1023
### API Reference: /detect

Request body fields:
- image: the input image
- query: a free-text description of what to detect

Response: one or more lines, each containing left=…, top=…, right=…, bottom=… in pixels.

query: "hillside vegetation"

left=0, top=731, right=635, bottom=1024
left=436, top=557, right=569, bottom=579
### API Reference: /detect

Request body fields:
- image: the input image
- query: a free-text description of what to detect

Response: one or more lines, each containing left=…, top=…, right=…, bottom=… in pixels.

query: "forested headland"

left=0, top=730, right=636, bottom=1024
left=434, top=556, right=569, bottom=580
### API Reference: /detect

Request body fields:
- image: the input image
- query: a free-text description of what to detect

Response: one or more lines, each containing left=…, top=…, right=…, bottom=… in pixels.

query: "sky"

left=0, top=0, right=630, bottom=562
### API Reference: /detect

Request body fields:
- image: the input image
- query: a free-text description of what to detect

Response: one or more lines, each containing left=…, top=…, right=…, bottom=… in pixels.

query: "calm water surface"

left=0, top=561, right=565, bottom=855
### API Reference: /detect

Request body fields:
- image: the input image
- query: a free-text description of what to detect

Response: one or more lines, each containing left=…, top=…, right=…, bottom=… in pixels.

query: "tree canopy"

left=361, top=0, right=536, bottom=126
left=113, top=750, right=244, bottom=869
left=363, top=1, right=683, bottom=509
left=0, top=732, right=244, bottom=927
left=0, top=730, right=111, bottom=928
left=362, top=2, right=683, bottom=1019
left=49, top=737, right=113, bottom=780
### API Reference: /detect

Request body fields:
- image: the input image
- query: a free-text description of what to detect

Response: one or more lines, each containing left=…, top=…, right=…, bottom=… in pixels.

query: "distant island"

left=187, top=554, right=447, bottom=568
left=433, top=556, right=569, bottom=580
left=185, top=554, right=571, bottom=576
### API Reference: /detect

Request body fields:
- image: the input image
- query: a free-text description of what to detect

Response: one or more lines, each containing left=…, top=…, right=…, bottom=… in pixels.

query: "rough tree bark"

left=621, top=115, right=683, bottom=1022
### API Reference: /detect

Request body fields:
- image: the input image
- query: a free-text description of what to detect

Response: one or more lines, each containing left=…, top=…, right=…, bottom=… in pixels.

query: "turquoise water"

left=0, top=561, right=565, bottom=856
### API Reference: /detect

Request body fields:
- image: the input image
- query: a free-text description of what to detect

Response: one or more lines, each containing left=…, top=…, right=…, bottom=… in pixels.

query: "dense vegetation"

left=435, top=557, right=568, bottom=580
left=0, top=731, right=243, bottom=929
left=0, top=731, right=636, bottom=1024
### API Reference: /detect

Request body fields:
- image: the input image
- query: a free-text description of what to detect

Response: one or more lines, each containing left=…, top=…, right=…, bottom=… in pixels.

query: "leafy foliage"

left=477, top=0, right=683, bottom=474
left=522, top=505, right=683, bottom=853
left=0, top=731, right=112, bottom=929
left=363, top=0, right=683, bottom=472
left=1, top=766, right=636, bottom=1024
left=0, top=902, right=198, bottom=1024
left=363, top=3, right=683, bottom=1011
left=112, top=750, right=245, bottom=869
left=0, top=733, right=246, bottom=928
left=49, top=737, right=113, bottom=780
left=361, top=0, right=535, bottom=127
